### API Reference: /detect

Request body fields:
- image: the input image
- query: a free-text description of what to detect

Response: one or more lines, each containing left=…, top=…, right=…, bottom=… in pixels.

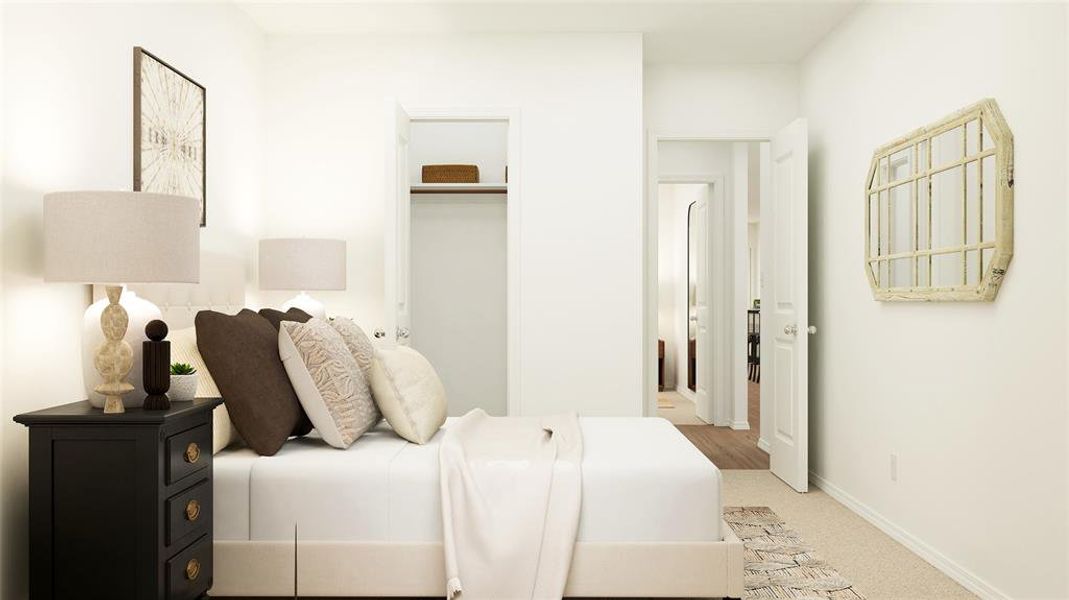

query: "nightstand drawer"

left=166, top=478, right=210, bottom=546
left=166, top=534, right=212, bottom=600
left=166, top=424, right=211, bottom=485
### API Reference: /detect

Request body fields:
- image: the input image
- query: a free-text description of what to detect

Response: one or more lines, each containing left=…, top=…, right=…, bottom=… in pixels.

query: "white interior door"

left=691, top=196, right=712, bottom=423
left=765, top=118, right=809, bottom=492
left=384, top=99, right=412, bottom=347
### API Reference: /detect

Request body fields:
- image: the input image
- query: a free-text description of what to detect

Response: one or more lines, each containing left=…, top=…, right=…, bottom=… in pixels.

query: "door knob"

left=397, top=327, right=410, bottom=339
left=807, top=325, right=817, bottom=335
left=783, top=324, right=798, bottom=336
left=373, top=328, right=386, bottom=339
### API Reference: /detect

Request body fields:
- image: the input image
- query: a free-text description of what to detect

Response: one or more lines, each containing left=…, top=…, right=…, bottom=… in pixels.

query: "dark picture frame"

left=133, top=47, right=207, bottom=226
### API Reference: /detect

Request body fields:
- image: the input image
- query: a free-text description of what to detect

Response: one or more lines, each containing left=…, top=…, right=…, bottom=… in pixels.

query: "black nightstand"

left=15, top=398, right=222, bottom=600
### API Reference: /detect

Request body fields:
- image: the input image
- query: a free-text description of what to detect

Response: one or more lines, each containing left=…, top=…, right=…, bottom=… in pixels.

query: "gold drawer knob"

left=185, top=499, right=201, bottom=522
left=185, top=558, right=201, bottom=581
left=184, top=442, right=201, bottom=464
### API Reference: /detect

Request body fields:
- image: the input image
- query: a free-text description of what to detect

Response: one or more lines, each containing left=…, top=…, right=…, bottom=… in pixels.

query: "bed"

left=210, top=417, right=742, bottom=598
left=128, top=255, right=745, bottom=599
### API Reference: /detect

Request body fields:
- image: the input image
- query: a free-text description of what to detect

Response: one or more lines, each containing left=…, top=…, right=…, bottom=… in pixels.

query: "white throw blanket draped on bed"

left=439, top=409, right=583, bottom=600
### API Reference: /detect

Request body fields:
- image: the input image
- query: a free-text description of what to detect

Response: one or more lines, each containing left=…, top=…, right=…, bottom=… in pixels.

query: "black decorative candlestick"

left=142, top=319, right=171, bottom=410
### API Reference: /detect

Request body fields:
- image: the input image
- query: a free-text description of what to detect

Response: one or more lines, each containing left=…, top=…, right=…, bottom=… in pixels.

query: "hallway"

left=657, top=382, right=768, bottom=469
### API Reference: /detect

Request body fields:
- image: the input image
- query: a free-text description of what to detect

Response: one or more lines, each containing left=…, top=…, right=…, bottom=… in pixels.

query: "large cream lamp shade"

left=259, top=238, right=346, bottom=319
left=44, top=191, right=200, bottom=413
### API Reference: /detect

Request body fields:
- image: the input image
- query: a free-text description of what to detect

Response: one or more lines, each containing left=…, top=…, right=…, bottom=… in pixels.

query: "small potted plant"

left=169, top=362, right=199, bottom=402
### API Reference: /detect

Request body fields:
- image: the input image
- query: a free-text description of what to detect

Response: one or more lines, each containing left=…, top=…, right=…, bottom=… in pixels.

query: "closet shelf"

left=410, top=183, right=508, bottom=194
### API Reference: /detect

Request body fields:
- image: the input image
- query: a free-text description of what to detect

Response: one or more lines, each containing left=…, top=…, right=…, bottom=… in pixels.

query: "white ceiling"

left=236, top=1, right=861, bottom=64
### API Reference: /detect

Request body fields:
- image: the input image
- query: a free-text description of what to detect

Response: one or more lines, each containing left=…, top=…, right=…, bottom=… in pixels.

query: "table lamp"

left=44, top=191, right=200, bottom=413
left=258, top=238, right=346, bottom=319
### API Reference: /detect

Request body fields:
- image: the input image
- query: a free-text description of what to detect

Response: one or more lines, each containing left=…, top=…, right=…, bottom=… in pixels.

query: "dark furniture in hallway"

left=687, top=339, right=696, bottom=392
left=747, top=309, right=760, bottom=383
left=657, top=339, right=665, bottom=391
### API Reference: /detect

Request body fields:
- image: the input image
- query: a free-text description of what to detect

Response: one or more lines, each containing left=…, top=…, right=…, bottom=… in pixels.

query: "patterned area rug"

left=724, top=506, right=865, bottom=599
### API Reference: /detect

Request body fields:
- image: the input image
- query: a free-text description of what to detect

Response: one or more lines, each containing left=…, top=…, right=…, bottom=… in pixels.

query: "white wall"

left=801, top=3, right=1068, bottom=598
left=656, top=184, right=680, bottom=391
left=411, top=195, right=507, bottom=416
left=747, top=142, right=761, bottom=307
left=730, top=142, right=749, bottom=429
left=1, top=3, right=265, bottom=597
left=0, top=0, right=6, bottom=584
left=645, top=64, right=799, bottom=135
left=260, top=33, right=644, bottom=416
left=409, top=120, right=508, bottom=185
left=748, top=222, right=760, bottom=305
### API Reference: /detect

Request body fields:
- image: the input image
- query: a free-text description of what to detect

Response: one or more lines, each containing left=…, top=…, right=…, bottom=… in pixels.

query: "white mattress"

left=214, top=417, right=722, bottom=543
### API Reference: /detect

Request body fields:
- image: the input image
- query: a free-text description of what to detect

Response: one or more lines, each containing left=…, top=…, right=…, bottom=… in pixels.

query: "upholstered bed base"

left=211, top=524, right=745, bottom=598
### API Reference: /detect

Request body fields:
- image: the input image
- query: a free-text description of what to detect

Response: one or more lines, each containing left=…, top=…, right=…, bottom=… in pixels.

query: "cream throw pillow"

left=369, top=346, right=447, bottom=444
left=279, top=319, right=380, bottom=449
left=170, top=326, right=237, bottom=454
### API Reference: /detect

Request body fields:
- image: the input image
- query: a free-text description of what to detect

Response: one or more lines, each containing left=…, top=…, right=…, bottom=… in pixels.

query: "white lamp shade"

left=259, top=238, right=347, bottom=291
left=44, top=191, right=200, bottom=284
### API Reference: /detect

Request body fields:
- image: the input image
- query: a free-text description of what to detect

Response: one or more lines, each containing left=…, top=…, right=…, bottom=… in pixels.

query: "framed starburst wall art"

left=134, top=47, right=206, bottom=226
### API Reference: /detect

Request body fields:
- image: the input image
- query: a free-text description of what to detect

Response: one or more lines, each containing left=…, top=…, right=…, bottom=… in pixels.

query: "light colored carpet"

left=656, top=391, right=706, bottom=425
left=657, top=392, right=675, bottom=409
left=722, top=470, right=977, bottom=600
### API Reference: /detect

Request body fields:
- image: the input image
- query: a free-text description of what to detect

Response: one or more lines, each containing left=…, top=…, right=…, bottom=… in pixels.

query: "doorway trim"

left=406, top=106, right=522, bottom=416
left=645, top=131, right=771, bottom=428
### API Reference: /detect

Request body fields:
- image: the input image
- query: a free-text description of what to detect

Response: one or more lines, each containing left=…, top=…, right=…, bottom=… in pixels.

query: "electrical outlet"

left=890, top=453, right=898, bottom=482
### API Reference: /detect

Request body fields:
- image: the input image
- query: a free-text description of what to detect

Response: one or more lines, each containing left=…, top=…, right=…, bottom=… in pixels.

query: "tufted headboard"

left=96, top=252, right=247, bottom=329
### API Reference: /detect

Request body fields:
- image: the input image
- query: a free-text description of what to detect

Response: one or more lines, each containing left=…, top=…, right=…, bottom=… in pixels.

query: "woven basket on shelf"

left=422, top=164, right=480, bottom=184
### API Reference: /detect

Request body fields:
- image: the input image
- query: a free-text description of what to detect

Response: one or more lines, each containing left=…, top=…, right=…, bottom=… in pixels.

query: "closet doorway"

left=384, top=104, right=521, bottom=416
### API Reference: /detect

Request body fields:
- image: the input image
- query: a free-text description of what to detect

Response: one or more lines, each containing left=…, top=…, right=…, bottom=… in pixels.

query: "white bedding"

left=213, top=417, right=722, bottom=544
left=440, top=410, right=582, bottom=599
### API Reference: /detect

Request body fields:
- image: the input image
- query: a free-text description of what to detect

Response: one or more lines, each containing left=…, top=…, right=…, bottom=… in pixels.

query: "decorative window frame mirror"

left=866, top=98, right=1014, bottom=302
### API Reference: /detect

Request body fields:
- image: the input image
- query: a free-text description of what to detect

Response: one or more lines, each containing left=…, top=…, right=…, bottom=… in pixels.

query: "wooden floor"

left=659, top=382, right=769, bottom=470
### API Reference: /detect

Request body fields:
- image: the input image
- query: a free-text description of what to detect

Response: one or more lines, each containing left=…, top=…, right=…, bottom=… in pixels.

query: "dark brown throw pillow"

left=257, top=307, right=315, bottom=436
left=258, top=307, right=313, bottom=332
left=195, top=309, right=305, bottom=456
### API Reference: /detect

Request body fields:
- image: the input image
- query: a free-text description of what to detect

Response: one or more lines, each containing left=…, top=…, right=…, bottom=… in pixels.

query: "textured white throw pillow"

left=279, top=319, right=380, bottom=449
left=329, top=317, right=375, bottom=376
left=170, top=326, right=237, bottom=454
left=369, top=346, right=447, bottom=444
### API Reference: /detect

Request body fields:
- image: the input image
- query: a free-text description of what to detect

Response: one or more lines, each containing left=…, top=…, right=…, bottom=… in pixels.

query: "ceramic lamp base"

left=93, top=286, right=135, bottom=414
left=282, top=292, right=326, bottom=319
left=83, top=288, right=161, bottom=408
left=102, top=395, right=129, bottom=414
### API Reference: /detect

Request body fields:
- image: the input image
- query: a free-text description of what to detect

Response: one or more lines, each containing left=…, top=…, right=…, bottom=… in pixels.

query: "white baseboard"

left=730, top=420, right=750, bottom=431
left=757, top=437, right=770, bottom=453
left=808, top=471, right=1009, bottom=600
